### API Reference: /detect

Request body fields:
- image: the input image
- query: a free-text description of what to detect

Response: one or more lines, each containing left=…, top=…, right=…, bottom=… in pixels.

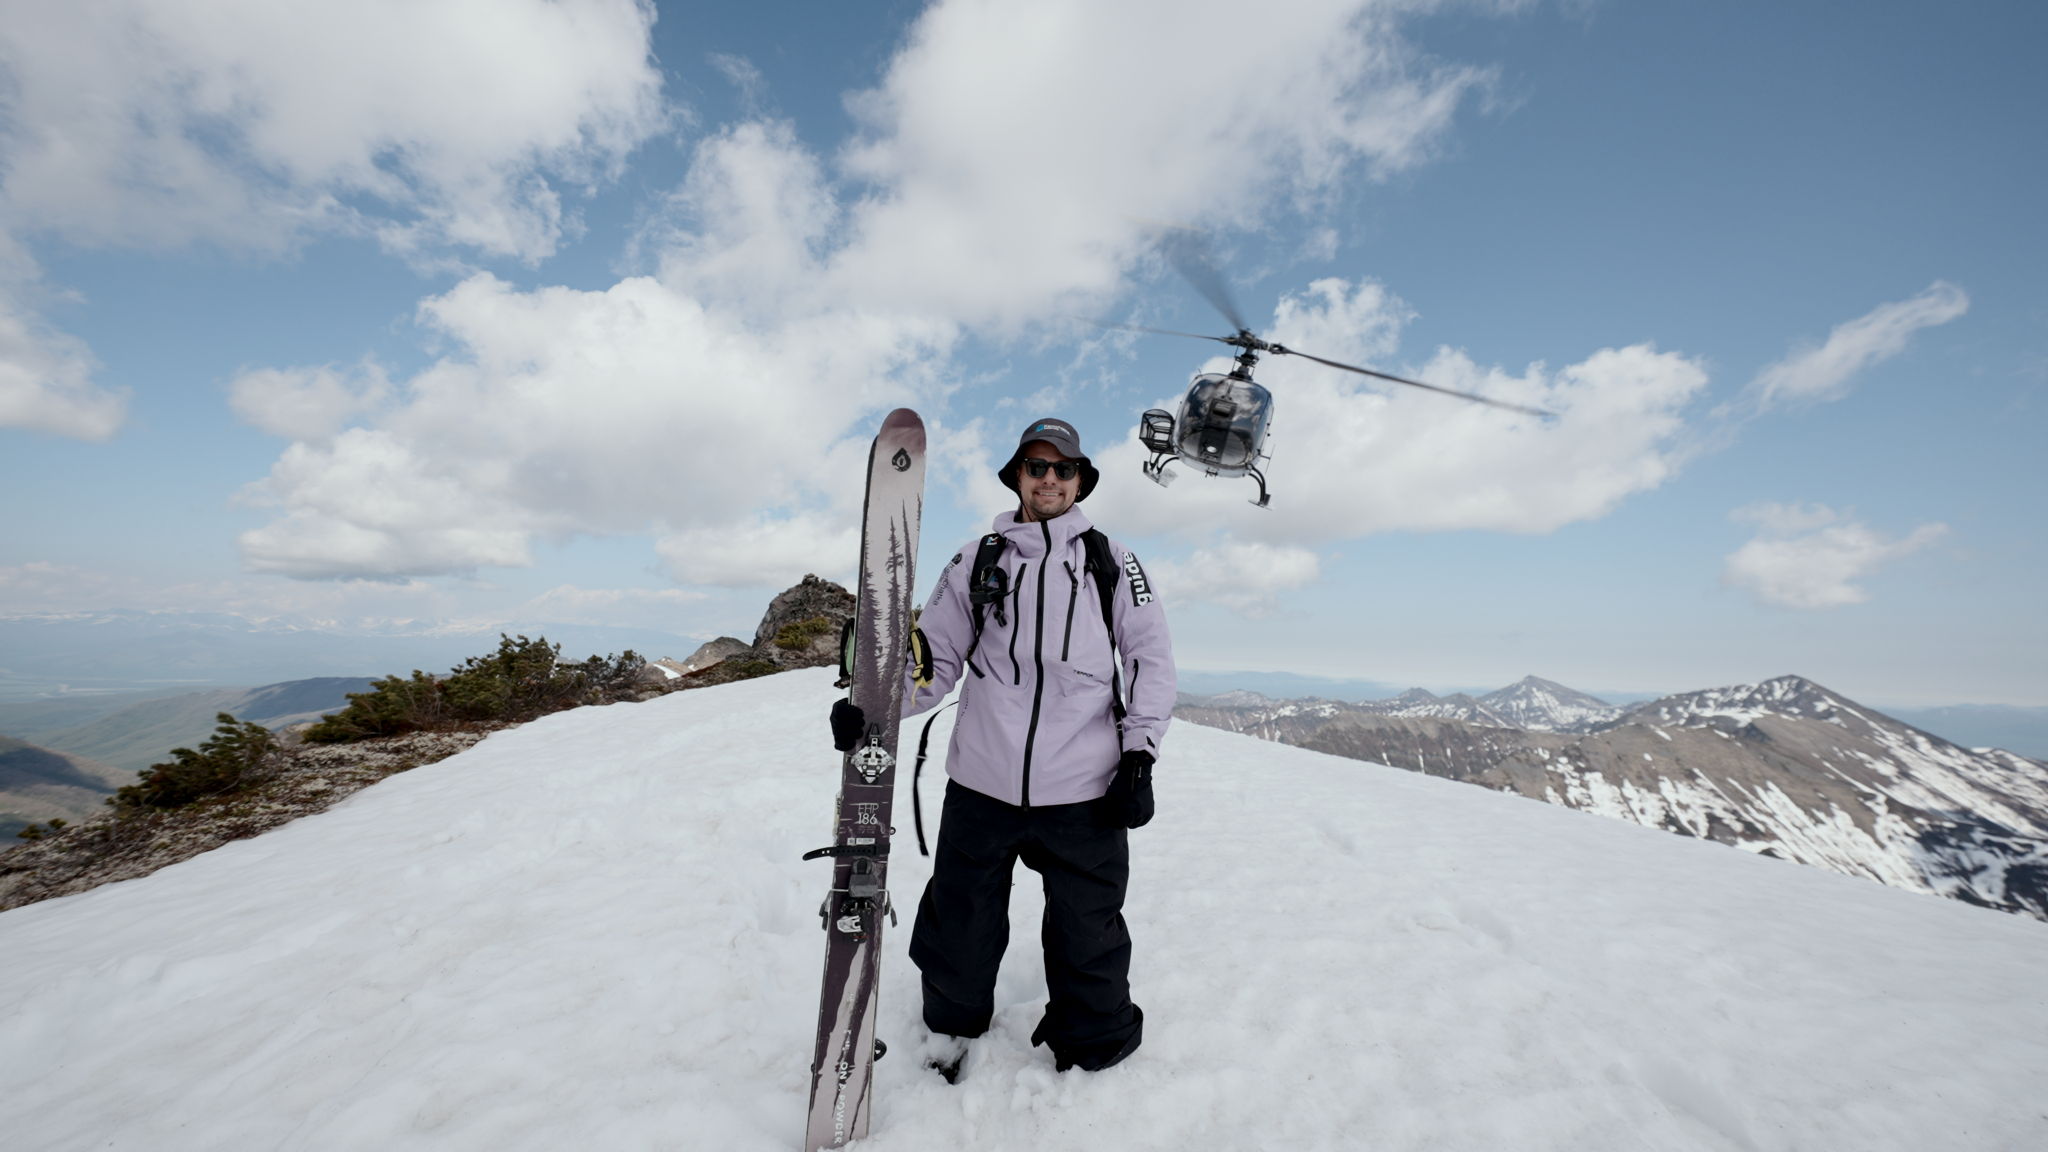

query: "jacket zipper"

left=1007, top=563, right=1025, bottom=686
left=1019, top=522, right=1052, bottom=807
left=1061, top=561, right=1079, bottom=661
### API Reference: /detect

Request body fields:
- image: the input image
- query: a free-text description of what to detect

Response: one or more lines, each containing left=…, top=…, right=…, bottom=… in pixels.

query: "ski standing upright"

left=802, top=408, right=925, bottom=1151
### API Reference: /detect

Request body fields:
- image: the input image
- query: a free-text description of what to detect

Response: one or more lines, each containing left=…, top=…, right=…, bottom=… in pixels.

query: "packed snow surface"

left=4, top=670, right=2046, bottom=1151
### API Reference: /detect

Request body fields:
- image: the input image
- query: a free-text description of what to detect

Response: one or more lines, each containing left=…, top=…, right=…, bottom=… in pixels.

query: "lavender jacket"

left=904, top=506, right=1175, bottom=808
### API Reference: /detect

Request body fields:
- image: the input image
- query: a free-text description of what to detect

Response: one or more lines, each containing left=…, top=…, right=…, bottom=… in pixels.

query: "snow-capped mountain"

left=1216, top=678, right=1624, bottom=733
left=2, top=669, right=2044, bottom=1150
left=1479, top=675, right=1624, bottom=731
left=1179, top=674, right=2048, bottom=920
left=1372, top=687, right=1513, bottom=726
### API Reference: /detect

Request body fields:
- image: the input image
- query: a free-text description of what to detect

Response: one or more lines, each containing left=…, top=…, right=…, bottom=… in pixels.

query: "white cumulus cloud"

left=0, top=285, right=124, bottom=439
left=656, top=512, right=863, bottom=590
left=1087, top=278, right=1709, bottom=547
left=0, top=0, right=666, bottom=262
left=1744, top=282, right=1969, bottom=415
left=1722, top=503, right=1947, bottom=610
left=234, top=0, right=1513, bottom=585
left=238, top=427, right=540, bottom=579
left=1150, top=538, right=1322, bottom=617
left=228, top=363, right=392, bottom=442
left=832, top=0, right=1493, bottom=331
left=236, top=264, right=941, bottom=583
left=0, top=0, right=664, bottom=441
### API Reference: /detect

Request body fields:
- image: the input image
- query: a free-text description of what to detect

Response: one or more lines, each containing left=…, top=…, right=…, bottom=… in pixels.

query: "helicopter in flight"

left=1122, top=233, right=1553, bottom=507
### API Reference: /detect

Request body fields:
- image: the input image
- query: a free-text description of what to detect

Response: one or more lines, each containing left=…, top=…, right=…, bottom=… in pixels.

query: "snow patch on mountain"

left=1180, top=674, right=2048, bottom=921
left=1480, top=676, right=1623, bottom=732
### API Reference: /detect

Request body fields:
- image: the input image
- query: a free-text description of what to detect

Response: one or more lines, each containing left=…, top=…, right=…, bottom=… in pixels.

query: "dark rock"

left=749, top=574, right=855, bottom=670
left=660, top=636, right=753, bottom=677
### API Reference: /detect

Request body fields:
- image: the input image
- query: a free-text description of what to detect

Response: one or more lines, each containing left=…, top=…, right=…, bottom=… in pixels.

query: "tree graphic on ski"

left=801, top=408, right=923, bottom=1150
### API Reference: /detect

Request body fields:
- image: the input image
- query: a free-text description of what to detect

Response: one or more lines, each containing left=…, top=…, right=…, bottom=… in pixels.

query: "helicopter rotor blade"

left=1094, top=320, right=1235, bottom=344
left=1280, top=348, right=1557, bottom=418
left=1159, top=229, right=1251, bottom=334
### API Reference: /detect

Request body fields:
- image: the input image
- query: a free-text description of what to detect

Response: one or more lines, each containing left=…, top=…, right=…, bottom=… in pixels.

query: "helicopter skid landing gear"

left=1247, top=466, right=1272, bottom=508
left=1143, top=456, right=1177, bottom=488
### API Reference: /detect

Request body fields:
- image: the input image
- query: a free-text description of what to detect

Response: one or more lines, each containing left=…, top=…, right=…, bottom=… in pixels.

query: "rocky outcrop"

left=749, top=574, right=855, bottom=670
left=660, top=637, right=753, bottom=677
left=629, top=575, right=856, bottom=695
left=0, top=725, right=502, bottom=912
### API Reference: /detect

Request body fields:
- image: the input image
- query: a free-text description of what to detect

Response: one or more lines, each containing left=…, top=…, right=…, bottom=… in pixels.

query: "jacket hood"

left=993, top=505, right=1094, bottom=559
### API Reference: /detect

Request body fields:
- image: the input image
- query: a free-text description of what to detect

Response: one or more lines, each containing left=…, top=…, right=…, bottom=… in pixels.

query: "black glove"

left=830, top=699, right=867, bottom=752
left=1105, top=749, right=1154, bottom=829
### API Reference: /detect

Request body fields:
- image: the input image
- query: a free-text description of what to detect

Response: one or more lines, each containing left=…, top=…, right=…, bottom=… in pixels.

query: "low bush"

left=773, top=615, right=838, bottom=651
left=305, top=670, right=446, bottom=743
left=716, top=659, right=781, bottom=682
left=113, top=714, right=277, bottom=812
left=306, top=635, right=648, bottom=744
left=14, top=817, right=67, bottom=841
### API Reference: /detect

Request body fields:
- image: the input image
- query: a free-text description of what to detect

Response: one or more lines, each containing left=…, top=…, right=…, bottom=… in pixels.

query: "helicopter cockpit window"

left=1176, top=373, right=1270, bottom=473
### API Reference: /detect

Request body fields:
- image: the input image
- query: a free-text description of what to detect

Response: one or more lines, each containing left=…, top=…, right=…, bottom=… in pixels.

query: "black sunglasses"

left=1022, top=459, right=1082, bottom=480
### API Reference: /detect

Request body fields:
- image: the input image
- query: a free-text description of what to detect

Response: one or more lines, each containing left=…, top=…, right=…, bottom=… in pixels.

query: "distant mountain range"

left=0, top=678, right=373, bottom=840
left=1879, top=702, right=2048, bottom=761
left=0, top=609, right=697, bottom=701
left=1178, top=675, right=2048, bottom=921
left=0, top=737, right=127, bottom=843
left=1177, top=669, right=2048, bottom=757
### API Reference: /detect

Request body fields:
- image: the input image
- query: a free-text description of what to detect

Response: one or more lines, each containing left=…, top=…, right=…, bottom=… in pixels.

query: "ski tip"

left=880, top=407, right=926, bottom=448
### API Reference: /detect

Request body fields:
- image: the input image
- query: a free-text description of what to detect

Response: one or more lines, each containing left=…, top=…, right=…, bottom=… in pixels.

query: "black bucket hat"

left=997, top=416, right=1101, bottom=501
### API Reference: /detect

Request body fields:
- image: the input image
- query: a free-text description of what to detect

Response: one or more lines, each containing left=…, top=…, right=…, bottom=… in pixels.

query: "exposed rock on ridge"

left=1, top=576, right=858, bottom=912
left=1179, top=674, right=2048, bottom=921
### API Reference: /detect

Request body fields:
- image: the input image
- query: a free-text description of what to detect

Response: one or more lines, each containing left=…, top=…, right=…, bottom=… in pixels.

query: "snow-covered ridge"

left=1618, top=674, right=1854, bottom=728
left=2, top=669, right=2044, bottom=1150
left=1182, top=676, right=1627, bottom=734
left=1178, top=673, right=2048, bottom=920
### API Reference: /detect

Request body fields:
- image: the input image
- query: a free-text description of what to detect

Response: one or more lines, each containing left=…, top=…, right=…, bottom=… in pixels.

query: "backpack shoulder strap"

left=961, top=532, right=1007, bottom=669
left=1080, top=528, right=1128, bottom=726
left=974, top=531, right=1007, bottom=570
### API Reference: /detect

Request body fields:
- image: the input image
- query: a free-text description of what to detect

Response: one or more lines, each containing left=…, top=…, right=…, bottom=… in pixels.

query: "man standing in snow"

left=832, top=416, right=1176, bottom=1076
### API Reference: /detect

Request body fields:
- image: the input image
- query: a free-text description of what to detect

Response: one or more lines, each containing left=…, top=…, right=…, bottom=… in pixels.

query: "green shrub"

left=773, top=616, right=837, bottom=651
left=21, top=817, right=71, bottom=841
left=306, top=670, right=446, bottom=743
left=305, top=635, right=648, bottom=744
left=445, top=634, right=605, bottom=720
left=114, top=714, right=276, bottom=812
left=722, top=659, right=781, bottom=681
left=574, top=649, right=649, bottom=699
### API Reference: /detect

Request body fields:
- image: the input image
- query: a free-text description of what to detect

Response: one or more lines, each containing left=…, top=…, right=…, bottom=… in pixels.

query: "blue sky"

left=1, top=0, right=2042, bottom=706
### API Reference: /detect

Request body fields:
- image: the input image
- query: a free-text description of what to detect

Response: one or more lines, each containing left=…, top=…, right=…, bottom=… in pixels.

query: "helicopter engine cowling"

left=1176, top=373, right=1272, bottom=477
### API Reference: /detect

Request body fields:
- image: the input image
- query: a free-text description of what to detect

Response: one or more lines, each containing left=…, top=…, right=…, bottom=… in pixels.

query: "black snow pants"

left=909, top=779, right=1144, bottom=1072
